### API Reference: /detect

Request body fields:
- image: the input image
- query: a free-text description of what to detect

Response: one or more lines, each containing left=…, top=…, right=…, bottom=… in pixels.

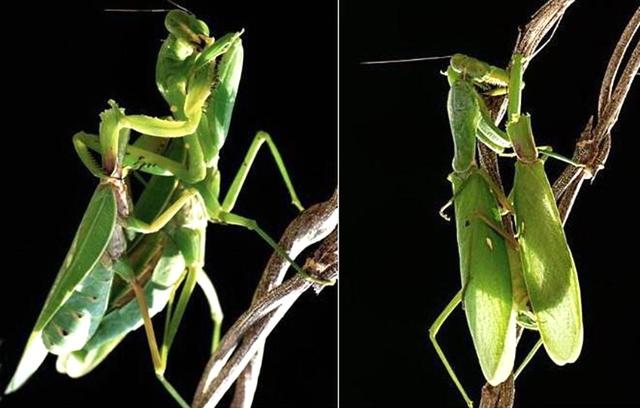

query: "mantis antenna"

left=361, top=15, right=563, bottom=67
left=166, top=0, right=192, bottom=13
left=104, top=8, right=171, bottom=12
left=360, top=54, right=452, bottom=65
left=105, top=0, right=192, bottom=14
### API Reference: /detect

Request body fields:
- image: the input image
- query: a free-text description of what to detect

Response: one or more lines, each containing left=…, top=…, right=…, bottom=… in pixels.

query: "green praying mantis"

left=5, top=10, right=326, bottom=408
left=429, top=53, right=582, bottom=407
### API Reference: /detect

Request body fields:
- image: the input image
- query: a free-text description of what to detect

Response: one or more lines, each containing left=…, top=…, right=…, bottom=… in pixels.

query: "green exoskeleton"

left=430, top=54, right=582, bottom=407
left=429, top=55, right=518, bottom=407
left=57, top=13, right=248, bottom=386
left=6, top=10, right=323, bottom=408
left=505, top=54, right=582, bottom=367
left=5, top=10, right=245, bottom=408
left=57, top=27, right=249, bottom=384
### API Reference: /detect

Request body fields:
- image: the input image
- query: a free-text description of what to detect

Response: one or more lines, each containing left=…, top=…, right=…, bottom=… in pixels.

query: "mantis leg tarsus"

left=221, top=130, right=304, bottom=213
left=441, top=171, right=475, bottom=221
left=439, top=198, right=454, bottom=221
left=428, top=290, right=473, bottom=408
left=215, top=211, right=335, bottom=286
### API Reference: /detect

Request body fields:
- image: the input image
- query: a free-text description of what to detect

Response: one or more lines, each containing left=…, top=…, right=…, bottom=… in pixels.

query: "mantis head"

left=165, top=10, right=212, bottom=51
left=449, top=54, right=509, bottom=95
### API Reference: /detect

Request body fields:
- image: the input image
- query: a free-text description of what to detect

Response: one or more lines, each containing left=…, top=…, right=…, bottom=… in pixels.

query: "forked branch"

left=553, top=8, right=639, bottom=222
left=191, top=190, right=338, bottom=408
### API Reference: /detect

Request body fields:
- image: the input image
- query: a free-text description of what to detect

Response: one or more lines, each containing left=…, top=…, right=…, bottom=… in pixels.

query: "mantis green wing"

left=451, top=171, right=517, bottom=385
left=199, top=39, right=244, bottom=163
left=58, top=141, right=187, bottom=377
left=5, top=185, right=117, bottom=393
left=505, top=54, right=583, bottom=365
left=57, top=231, right=186, bottom=377
left=511, top=160, right=583, bottom=365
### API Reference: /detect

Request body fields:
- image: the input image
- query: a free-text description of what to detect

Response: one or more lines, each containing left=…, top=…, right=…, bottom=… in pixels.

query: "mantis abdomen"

left=451, top=171, right=516, bottom=385
left=41, top=261, right=114, bottom=354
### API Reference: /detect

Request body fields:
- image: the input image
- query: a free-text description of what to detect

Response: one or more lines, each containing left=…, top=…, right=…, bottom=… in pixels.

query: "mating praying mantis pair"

left=4, top=9, right=328, bottom=408
left=428, top=53, right=583, bottom=407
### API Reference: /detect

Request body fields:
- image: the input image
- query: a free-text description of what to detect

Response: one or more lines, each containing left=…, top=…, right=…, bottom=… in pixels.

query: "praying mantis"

left=430, top=53, right=582, bottom=408
left=4, top=9, right=324, bottom=408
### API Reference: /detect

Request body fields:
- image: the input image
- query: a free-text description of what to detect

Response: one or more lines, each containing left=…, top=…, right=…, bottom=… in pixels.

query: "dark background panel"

left=341, top=1, right=638, bottom=407
left=0, top=1, right=336, bottom=408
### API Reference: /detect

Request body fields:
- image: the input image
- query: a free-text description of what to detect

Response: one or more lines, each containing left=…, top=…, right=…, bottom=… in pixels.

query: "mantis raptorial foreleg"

left=82, top=128, right=329, bottom=285
left=86, top=129, right=305, bottom=212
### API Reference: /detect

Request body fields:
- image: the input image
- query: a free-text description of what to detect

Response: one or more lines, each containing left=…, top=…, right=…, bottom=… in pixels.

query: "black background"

left=342, top=1, right=638, bottom=407
left=1, top=1, right=639, bottom=408
left=0, top=1, right=336, bottom=408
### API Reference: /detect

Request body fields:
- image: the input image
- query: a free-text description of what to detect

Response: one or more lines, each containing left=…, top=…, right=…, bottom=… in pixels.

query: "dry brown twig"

left=553, top=8, right=640, bottom=222
left=478, top=2, right=639, bottom=408
left=191, top=190, right=338, bottom=408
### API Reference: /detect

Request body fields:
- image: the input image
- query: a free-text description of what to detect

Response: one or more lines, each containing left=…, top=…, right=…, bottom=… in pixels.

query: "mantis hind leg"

left=195, top=269, right=223, bottom=352
left=160, top=264, right=199, bottom=368
left=514, top=337, right=543, bottom=380
left=115, top=260, right=191, bottom=408
left=126, top=271, right=191, bottom=408
left=221, top=130, right=304, bottom=212
left=74, top=131, right=208, bottom=183
left=428, top=290, right=473, bottom=408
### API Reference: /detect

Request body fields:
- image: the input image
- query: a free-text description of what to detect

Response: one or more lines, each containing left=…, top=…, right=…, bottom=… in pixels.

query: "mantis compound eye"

left=165, top=10, right=211, bottom=50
